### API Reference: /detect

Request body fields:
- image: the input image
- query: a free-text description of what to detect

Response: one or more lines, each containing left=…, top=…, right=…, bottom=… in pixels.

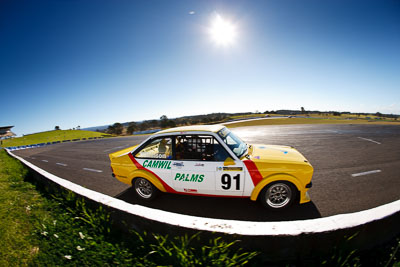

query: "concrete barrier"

left=6, top=149, right=400, bottom=261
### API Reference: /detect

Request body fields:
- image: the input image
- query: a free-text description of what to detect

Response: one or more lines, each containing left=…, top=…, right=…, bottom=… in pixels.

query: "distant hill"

left=82, top=125, right=110, bottom=132
left=82, top=121, right=137, bottom=132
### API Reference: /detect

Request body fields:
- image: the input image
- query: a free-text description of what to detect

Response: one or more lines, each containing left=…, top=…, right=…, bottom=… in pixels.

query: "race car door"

left=171, top=135, right=244, bottom=196
left=214, top=157, right=246, bottom=196
left=134, top=136, right=173, bottom=188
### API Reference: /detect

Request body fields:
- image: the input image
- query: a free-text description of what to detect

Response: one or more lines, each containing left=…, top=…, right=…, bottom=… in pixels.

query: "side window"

left=135, top=137, right=172, bottom=159
left=175, top=135, right=230, bottom=161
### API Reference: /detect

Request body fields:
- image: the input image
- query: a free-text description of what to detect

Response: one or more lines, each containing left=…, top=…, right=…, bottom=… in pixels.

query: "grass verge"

left=0, top=149, right=42, bottom=265
left=0, top=149, right=399, bottom=266
left=1, top=130, right=111, bottom=148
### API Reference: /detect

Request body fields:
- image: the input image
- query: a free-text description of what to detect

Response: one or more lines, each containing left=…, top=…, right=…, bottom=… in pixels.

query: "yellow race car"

left=109, top=125, right=313, bottom=210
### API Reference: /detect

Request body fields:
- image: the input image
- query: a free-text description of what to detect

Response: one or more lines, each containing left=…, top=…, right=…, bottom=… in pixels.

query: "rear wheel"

left=259, top=182, right=296, bottom=210
left=133, top=178, right=158, bottom=201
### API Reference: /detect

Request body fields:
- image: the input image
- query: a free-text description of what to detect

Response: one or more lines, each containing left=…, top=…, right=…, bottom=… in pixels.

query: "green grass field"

left=224, top=116, right=400, bottom=128
left=0, top=150, right=44, bottom=265
left=1, top=130, right=111, bottom=147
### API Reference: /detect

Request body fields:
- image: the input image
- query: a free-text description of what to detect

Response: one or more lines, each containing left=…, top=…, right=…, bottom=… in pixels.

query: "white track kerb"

left=7, top=149, right=400, bottom=236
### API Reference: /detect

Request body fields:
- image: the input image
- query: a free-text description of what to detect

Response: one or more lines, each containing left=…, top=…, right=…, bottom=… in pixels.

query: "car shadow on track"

left=115, top=188, right=321, bottom=222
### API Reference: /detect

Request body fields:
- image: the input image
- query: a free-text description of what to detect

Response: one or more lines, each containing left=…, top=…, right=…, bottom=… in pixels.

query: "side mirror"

left=224, top=157, right=235, bottom=166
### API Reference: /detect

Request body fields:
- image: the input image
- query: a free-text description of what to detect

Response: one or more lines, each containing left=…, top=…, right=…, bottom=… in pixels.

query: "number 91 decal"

left=221, top=174, right=240, bottom=190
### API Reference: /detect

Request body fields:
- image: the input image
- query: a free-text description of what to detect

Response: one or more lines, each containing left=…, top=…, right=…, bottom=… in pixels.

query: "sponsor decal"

left=140, top=152, right=167, bottom=159
left=195, top=163, right=204, bottom=167
left=142, top=160, right=171, bottom=169
left=184, top=188, right=198, bottom=193
left=257, top=146, right=288, bottom=154
left=129, top=154, right=178, bottom=193
left=173, top=162, right=184, bottom=167
left=174, top=173, right=204, bottom=182
left=223, top=167, right=243, bottom=171
left=254, top=156, right=260, bottom=159
left=217, top=167, right=223, bottom=171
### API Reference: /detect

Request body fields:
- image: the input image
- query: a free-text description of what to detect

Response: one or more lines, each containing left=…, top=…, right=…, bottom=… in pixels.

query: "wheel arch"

left=129, top=170, right=167, bottom=193
left=250, top=173, right=302, bottom=201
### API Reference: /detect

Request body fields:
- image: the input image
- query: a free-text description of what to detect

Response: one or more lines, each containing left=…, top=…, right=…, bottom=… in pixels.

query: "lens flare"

left=209, top=14, right=237, bottom=46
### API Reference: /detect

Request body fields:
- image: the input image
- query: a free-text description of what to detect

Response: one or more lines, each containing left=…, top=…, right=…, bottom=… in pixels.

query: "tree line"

left=104, top=113, right=234, bottom=135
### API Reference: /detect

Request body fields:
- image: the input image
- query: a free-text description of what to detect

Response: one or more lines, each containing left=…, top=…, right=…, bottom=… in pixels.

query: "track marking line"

left=41, top=160, right=48, bottom=162
left=56, top=163, right=68, bottom=167
left=352, top=170, right=382, bottom=177
left=83, top=168, right=103, bottom=173
left=326, top=130, right=340, bottom=134
left=357, top=137, right=381, bottom=144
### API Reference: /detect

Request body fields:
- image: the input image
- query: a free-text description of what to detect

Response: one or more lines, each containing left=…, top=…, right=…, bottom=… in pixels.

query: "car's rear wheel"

left=259, top=182, right=296, bottom=210
left=133, top=177, right=158, bottom=201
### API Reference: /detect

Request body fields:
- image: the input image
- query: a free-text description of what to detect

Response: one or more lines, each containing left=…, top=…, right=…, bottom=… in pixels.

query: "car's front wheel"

left=133, top=177, right=158, bottom=201
left=259, top=182, right=296, bottom=210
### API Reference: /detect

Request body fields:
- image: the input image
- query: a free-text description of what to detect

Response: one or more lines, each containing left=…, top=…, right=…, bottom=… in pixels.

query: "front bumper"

left=300, top=190, right=311, bottom=204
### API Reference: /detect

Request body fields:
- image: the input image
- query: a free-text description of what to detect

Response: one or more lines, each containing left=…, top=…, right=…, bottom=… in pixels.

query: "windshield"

left=217, top=127, right=247, bottom=158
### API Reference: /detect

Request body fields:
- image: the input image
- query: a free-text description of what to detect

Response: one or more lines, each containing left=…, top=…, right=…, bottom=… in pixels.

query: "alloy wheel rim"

left=136, top=178, right=153, bottom=198
left=266, top=183, right=292, bottom=208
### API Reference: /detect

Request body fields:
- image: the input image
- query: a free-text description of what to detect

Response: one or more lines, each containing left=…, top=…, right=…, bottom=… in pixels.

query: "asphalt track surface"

left=12, top=124, right=400, bottom=222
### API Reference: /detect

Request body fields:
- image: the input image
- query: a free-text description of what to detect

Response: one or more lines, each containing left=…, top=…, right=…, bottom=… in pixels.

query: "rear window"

left=135, top=137, right=172, bottom=159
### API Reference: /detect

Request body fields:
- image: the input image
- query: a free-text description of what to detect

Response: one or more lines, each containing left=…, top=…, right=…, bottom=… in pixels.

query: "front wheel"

left=259, top=182, right=296, bottom=210
left=133, top=178, right=158, bottom=201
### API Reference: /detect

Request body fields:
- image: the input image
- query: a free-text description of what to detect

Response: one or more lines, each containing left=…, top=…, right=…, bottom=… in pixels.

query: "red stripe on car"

left=243, top=160, right=263, bottom=186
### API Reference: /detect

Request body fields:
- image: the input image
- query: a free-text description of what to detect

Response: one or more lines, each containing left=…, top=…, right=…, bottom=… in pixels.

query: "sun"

left=209, top=14, right=237, bottom=46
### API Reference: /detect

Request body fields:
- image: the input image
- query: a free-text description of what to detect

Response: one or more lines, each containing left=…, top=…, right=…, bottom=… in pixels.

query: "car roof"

left=157, top=124, right=226, bottom=135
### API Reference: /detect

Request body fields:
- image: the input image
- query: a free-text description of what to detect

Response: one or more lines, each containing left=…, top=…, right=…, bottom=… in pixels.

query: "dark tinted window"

left=175, top=135, right=229, bottom=161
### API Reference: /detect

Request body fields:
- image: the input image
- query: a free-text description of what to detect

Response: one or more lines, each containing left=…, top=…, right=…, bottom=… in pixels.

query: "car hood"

left=109, top=145, right=138, bottom=160
left=247, top=144, right=309, bottom=164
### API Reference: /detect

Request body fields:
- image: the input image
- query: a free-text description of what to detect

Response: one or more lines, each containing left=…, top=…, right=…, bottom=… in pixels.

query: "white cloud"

left=377, top=103, right=400, bottom=114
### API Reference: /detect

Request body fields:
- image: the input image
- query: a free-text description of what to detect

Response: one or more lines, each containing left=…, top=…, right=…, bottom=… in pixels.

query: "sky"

left=1, top=0, right=399, bottom=136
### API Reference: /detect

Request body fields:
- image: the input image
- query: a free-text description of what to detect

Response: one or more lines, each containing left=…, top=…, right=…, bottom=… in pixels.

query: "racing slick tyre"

left=133, top=177, right=159, bottom=201
left=259, top=182, right=297, bottom=210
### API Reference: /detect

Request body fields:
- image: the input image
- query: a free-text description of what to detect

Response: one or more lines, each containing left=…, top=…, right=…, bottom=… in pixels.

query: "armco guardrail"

left=6, top=149, right=400, bottom=261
